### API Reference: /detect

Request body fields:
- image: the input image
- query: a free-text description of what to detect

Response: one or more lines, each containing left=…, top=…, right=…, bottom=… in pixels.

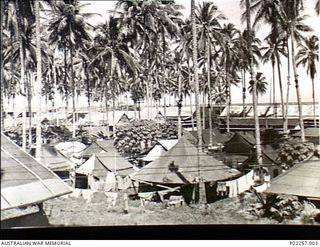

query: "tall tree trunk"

left=177, top=66, right=182, bottom=138
left=0, top=0, right=4, bottom=131
left=162, top=31, right=167, bottom=120
left=35, top=0, right=42, bottom=159
left=242, top=69, right=247, bottom=117
left=27, top=73, right=32, bottom=148
left=202, top=92, right=205, bottom=129
left=246, top=0, right=262, bottom=166
left=276, top=54, right=286, bottom=134
left=69, top=30, right=76, bottom=138
left=284, top=41, right=290, bottom=134
left=64, top=47, right=69, bottom=120
left=311, top=78, right=316, bottom=127
left=15, top=0, right=26, bottom=150
left=188, top=59, right=195, bottom=130
left=226, top=42, right=230, bottom=133
left=206, top=38, right=213, bottom=147
left=191, top=0, right=205, bottom=204
left=290, top=26, right=305, bottom=142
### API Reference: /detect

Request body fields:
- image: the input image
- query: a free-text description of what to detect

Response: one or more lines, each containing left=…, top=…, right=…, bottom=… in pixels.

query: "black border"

left=1, top=225, right=320, bottom=240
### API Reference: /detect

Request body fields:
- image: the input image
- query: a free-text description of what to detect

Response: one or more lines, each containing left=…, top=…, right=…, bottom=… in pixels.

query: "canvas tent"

left=132, top=136, right=240, bottom=185
left=81, top=140, right=114, bottom=159
left=30, top=146, right=74, bottom=179
left=189, top=128, right=235, bottom=147
left=75, top=151, right=135, bottom=190
left=1, top=134, right=71, bottom=211
left=141, top=139, right=178, bottom=162
left=265, top=160, right=320, bottom=199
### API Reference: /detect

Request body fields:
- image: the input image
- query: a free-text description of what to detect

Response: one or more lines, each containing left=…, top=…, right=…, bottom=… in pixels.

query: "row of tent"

left=1, top=129, right=320, bottom=228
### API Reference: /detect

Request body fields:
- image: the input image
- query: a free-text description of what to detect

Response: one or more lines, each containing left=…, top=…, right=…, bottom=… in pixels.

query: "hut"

left=132, top=136, right=240, bottom=203
left=1, top=134, right=71, bottom=228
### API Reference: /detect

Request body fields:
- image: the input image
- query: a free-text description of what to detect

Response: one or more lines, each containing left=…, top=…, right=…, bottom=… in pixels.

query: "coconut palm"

left=261, top=32, right=287, bottom=130
left=196, top=1, right=225, bottom=146
left=243, top=0, right=263, bottom=165
left=47, top=0, right=95, bottom=138
left=296, top=35, right=319, bottom=127
left=191, top=0, right=206, bottom=205
left=248, top=72, right=268, bottom=100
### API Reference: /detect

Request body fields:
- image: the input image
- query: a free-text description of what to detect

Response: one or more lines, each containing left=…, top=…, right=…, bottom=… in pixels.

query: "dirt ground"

left=43, top=192, right=278, bottom=226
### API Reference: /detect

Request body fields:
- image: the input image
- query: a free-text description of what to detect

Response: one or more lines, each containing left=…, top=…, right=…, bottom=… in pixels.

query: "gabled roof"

left=38, top=146, right=74, bottom=171
left=81, top=140, right=114, bottom=158
left=1, top=134, right=71, bottom=211
left=265, top=160, right=320, bottom=198
left=189, top=129, right=235, bottom=146
left=76, top=151, right=134, bottom=178
left=132, top=136, right=240, bottom=184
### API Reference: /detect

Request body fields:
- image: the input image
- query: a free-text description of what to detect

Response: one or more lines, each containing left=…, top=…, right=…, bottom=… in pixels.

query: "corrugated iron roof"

left=265, top=160, right=320, bottom=198
left=1, top=134, right=71, bottom=211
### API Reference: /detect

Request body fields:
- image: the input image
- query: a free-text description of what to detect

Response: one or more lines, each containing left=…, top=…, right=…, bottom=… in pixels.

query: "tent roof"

left=1, top=134, right=71, bottom=211
left=38, top=146, right=73, bottom=171
left=81, top=140, right=114, bottom=158
left=96, top=152, right=134, bottom=173
left=141, top=145, right=166, bottom=162
left=132, top=136, right=240, bottom=184
left=76, top=150, right=134, bottom=178
left=189, top=129, right=235, bottom=146
left=158, top=139, right=179, bottom=151
left=265, top=160, right=320, bottom=198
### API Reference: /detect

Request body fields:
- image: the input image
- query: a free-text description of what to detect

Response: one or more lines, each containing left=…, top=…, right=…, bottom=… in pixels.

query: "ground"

left=43, top=192, right=279, bottom=226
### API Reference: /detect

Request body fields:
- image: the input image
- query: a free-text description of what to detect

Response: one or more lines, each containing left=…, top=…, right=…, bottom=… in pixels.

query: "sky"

left=81, top=0, right=319, bottom=105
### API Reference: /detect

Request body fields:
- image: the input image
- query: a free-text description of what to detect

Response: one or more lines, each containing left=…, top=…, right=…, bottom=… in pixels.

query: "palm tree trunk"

left=177, top=67, right=182, bottom=138
left=206, top=38, right=213, bottom=147
left=284, top=41, right=290, bottom=134
left=0, top=0, right=4, bottom=131
left=15, top=0, right=26, bottom=150
left=69, top=29, right=76, bottom=138
left=290, top=26, right=305, bottom=142
left=27, top=73, right=33, bottom=148
left=311, top=78, right=316, bottom=127
left=242, top=69, right=247, bottom=117
left=225, top=41, right=230, bottom=133
left=34, top=0, right=42, bottom=159
left=188, top=59, right=195, bottom=131
left=246, top=0, right=262, bottom=166
left=64, top=47, right=69, bottom=120
left=202, top=92, right=206, bottom=129
left=276, top=54, right=286, bottom=134
left=162, top=31, right=167, bottom=120
left=191, top=0, right=205, bottom=204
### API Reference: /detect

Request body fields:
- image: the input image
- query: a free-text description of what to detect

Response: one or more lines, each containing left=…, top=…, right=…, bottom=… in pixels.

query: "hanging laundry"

left=225, top=170, right=255, bottom=198
left=216, top=182, right=227, bottom=196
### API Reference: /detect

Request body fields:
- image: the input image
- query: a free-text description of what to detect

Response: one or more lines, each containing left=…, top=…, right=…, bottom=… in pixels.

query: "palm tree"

left=196, top=1, right=225, bottom=146
left=191, top=0, right=206, bottom=205
left=47, top=0, right=95, bottom=138
left=261, top=33, right=287, bottom=131
left=248, top=72, right=268, bottom=100
left=296, top=35, right=319, bottom=127
left=244, top=0, right=262, bottom=166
